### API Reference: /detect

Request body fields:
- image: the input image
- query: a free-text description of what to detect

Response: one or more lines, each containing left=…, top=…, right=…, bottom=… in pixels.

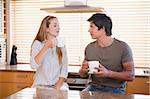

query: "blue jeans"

left=82, top=85, right=125, bottom=94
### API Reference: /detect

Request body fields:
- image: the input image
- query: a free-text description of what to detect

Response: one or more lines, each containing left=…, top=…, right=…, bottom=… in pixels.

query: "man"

left=79, top=13, right=134, bottom=94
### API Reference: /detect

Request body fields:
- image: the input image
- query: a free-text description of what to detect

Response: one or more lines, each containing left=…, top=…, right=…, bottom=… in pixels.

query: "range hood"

left=40, top=0, right=104, bottom=13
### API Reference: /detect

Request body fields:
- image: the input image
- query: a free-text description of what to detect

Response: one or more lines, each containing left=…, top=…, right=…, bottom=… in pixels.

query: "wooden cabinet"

left=0, top=65, right=149, bottom=98
left=126, top=76, right=150, bottom=95
left=0, top=71, right=34, bottom=98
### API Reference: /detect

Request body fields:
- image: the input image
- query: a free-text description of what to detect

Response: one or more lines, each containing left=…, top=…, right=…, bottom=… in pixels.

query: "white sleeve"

left=30, top=40, right=41, bottom=69
left=60, top=47, right=68, bottom=78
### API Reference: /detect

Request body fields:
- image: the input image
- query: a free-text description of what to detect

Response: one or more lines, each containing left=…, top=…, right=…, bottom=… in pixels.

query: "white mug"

left=57, top=37, right=65, bottom=47
left=88, top=61, right=99, bottom=74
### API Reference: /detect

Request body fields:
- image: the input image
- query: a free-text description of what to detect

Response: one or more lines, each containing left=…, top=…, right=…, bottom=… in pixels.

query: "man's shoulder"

left=88, top=40, right=96, bottom=45
left=114, top=38, right=128, bottom=45
left=114, top=38, right=131, bottom=49
left=85, top=41, right=97, bottom=51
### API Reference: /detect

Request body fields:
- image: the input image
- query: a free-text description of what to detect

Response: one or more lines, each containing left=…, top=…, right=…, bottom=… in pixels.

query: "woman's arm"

left=30, top=40, right=43, bottom=69
left=54, top=47, right=68, bottom=90
left=34, top=45, right=48, bottom=65
left=54, top=77, right=65, bottom=90
left=34, top=38, right=56, bottom=65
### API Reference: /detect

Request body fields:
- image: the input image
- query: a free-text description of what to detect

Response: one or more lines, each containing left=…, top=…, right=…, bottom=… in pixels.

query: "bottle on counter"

left=10, top=45, right=17, bottom=65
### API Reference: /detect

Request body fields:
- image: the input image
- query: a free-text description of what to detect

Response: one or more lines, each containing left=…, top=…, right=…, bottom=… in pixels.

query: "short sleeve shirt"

left=85, top=38, right=133, bottom=89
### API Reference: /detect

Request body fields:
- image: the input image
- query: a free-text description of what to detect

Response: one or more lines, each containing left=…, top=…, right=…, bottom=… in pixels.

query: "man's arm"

left=108, top=61, right=135, bottom=81
left=94, top=61, right=135, bottom=81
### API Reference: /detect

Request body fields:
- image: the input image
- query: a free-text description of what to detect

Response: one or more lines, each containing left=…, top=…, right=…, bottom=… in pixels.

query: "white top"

left=30, top=40, right=68, bottom=86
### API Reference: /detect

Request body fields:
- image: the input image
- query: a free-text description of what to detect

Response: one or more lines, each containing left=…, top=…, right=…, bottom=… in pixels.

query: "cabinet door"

left=0, top=71, right=34, bottom=83
left=126, top=76, right=150, bottom=95
left=0, top=71, right=34, bottom=98
left=0, top=82, right=32, bottom=98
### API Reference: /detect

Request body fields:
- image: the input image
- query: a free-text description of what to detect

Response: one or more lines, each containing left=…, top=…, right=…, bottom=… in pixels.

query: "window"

left=9, top=0, right=150, bottom=68
left=0, top=0, right=3, bottom=36
left=0, top=0, right=6, bottom=64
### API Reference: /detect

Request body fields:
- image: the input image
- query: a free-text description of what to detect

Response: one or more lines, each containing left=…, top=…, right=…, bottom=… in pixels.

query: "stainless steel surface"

left=135, top=68, right=150, bottom=76
left=40, top=0, right=104, bottom=13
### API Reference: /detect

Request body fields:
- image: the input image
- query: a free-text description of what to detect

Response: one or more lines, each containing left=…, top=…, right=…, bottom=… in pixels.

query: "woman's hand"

left=53, top=77, right=65, bottom=90
left=53, top=84, right=60, bottom=90
left=34, top=38, right=56, bottom=65
left=44, top=38, right=57, bottom=48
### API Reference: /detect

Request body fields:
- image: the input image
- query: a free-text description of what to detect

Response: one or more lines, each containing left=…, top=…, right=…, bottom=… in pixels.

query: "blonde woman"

left=30, top=16, right=68, bottom=90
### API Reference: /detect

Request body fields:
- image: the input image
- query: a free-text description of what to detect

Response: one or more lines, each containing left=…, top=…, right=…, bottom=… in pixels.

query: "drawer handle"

left=146, top=81, right=150, bottom=84
left=16, top=85, right=28, bottom=89
left=17, top=74, right=28, bottom=78
left=66, top=78, right=76, bottom=83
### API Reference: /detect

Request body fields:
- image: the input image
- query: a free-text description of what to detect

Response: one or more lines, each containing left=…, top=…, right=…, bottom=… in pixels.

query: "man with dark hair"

left=79, top=13, right=134, bottom=94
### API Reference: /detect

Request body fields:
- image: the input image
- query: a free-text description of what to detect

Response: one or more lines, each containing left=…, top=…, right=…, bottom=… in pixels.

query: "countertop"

left=0, top=64, right=79, bottom=73
left=6, top=88, right=150, bottom=99
left=0, top=64, right=150, bottom=76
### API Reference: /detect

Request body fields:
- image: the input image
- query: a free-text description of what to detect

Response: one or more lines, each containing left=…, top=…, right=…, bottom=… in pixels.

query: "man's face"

left=88, top=22, right=104, bottom=39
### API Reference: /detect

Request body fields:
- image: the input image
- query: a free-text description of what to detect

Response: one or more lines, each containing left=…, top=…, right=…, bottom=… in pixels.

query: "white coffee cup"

left=57, top=37, right=65, bottom=47
left=88, top=61, right=99, bottom=74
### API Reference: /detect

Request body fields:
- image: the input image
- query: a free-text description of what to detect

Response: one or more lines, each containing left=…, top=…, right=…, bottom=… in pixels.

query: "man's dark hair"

left=87, top=13, right=112, bottom=36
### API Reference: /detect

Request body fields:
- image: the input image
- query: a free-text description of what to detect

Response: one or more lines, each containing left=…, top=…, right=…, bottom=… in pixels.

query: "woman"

left=30, top=16, right=68, bottom=90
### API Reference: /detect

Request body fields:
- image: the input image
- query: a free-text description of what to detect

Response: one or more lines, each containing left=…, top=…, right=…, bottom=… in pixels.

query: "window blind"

left=10, top=0, right=150, bottom=68
left=0, top=0, right=3, bottom=36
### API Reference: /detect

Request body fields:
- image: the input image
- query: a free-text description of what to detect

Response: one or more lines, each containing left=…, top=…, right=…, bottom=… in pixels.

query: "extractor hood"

left=40, top=0, right=104, bottom=13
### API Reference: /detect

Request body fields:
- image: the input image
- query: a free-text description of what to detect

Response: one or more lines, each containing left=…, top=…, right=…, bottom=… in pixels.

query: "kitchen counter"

left=6, top=88, right=150, bottom=99
left=0, top=64, right=150, bottom=76
left=0, top=64, right=80, bottom=73
left=0, top=64, right=150, bottom=96
left=0, top=64, right=35, bottom=72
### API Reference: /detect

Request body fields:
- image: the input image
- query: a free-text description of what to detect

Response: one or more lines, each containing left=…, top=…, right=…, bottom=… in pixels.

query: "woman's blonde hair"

left=31, top=16, right=62, bottom=65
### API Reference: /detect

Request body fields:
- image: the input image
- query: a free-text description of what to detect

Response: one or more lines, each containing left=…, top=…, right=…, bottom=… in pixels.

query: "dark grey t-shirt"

left=85, top=38, right=133, bottom=89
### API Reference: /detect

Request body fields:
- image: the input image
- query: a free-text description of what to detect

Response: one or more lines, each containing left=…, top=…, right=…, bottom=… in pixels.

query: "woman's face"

left=47, top=18, right=60, bottom=38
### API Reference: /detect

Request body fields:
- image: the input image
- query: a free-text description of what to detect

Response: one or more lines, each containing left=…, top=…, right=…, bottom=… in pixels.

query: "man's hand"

left=79, top=60, right=89, bottom=78
left=94, top=64, right=110, bottom=78
left=81, top=61, right=89, bottom=73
